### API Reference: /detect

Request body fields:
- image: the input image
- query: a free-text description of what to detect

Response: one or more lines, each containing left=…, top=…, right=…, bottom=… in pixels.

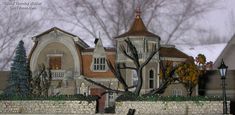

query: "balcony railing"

left=51, top=70, right=65, bottom=79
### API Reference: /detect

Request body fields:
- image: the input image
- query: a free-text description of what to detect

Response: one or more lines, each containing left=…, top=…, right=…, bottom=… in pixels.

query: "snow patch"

left=176, top=43, right=227, bottom=63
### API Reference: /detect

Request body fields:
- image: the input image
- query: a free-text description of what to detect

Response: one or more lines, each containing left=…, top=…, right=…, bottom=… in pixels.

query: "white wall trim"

left=47, top=54, right=63, bottom=57
left=30, top=34, right=80, bottom=76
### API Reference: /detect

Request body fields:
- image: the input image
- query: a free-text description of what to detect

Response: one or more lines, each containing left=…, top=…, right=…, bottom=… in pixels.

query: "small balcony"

left=51, top=70, right=65, bottom=79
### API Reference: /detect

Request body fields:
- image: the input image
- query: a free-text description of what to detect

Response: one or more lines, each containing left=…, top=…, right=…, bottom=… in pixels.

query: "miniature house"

left=28, top=10, right=191, bottom=111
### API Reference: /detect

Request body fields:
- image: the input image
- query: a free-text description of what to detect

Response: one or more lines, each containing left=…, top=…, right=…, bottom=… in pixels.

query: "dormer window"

left=93, top=57, right=106, bottom=71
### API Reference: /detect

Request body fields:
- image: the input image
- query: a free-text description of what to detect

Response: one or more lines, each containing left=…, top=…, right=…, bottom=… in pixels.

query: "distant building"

left=199, top=34, right=235, bottom=114
left=200, top=34, right=235, bottom=99
left=0, top=71, right=9, bottom=94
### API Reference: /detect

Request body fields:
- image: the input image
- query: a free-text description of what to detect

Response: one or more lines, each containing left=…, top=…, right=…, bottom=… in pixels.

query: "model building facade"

left=29, top=12, right=190, bottom=109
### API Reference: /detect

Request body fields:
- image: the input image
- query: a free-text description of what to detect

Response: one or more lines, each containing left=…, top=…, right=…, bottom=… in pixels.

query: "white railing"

left=51, top=70, right=65, bottom=79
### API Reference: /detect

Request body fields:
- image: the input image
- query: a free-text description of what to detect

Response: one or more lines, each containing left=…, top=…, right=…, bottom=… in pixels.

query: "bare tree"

left=84, top=39, right=174, bottom=96
left=45, top=0, right=217, bottom=46
left=30, top=64, right=52, bottom=97
left=226, top=11, right=235, bottom=38
left=197, top=28, right=228, bottom=45
left=0, top=4, right=42, bottom=70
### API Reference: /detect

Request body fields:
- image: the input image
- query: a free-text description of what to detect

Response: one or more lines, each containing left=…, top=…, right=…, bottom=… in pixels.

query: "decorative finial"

left=135, top=5, right=141, bottom=18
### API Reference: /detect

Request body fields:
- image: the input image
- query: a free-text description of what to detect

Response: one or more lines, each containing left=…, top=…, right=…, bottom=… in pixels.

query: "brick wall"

left=0, top=100, right=96, bottom=114
left=116, top=101, right=230, bottom=114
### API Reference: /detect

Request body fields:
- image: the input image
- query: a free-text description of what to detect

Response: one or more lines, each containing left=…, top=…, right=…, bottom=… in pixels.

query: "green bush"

left=0, top=94, right=99, bottom=102
left=104, top=106, right=115, bottom=113
left=116, top=93, right=223, bottom=102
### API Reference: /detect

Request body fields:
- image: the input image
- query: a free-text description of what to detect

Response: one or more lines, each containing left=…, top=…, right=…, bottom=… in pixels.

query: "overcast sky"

left=199, top=0, right=235, bottom=38
left=17, top=1, right=235, bottom=44
left=2, top=0, right=235, bottom=46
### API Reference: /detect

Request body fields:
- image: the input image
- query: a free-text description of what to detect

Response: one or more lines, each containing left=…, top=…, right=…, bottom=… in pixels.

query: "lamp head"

left=218, top=59, right=228, bottom=79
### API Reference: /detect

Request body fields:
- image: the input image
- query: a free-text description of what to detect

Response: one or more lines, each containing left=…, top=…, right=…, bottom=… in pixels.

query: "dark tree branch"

left=124, top=38, right=140, bottom=67
left=106, top=60, right=129, bottom=91
left=84, top=77, right=126, bottom=94
left=120, top=44, right=135, bottom=61
left=140, top=46, right=160, bottom=69
left=119, top=66, right=137, bottom=70
left=147, top=79, right=171, bottom=95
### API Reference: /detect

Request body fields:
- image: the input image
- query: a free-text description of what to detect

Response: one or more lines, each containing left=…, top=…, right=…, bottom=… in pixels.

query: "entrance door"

left=90, top=88, right=106, bottom=113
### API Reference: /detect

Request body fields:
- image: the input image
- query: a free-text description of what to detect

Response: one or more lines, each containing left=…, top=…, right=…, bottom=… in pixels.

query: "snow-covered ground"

left=176, top=43, right=227, bottom=63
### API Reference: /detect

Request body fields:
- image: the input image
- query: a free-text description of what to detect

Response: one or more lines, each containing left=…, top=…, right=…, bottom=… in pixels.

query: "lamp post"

left=218, top=59, right=228, bottom=114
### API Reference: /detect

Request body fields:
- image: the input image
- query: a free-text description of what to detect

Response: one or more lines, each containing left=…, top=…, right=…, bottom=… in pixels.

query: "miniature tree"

left=195, top=54, right=206, bottom=69
left=30, top=64, right=52, bottom=97
left=84, top=38, right=174, bottom=96
left=5, top=40, right=30, bottom=96
left=175, top=62, right=202, bottom=96
left=159, top=55, right=207, bottom=96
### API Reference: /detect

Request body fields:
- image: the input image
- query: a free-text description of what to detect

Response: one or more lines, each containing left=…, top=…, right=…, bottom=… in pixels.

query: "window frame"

left=47, top=54, right=63, bottom=70
left=149, top=69, right=155, bottom=89
left=91, top=57, right=107, bottom=72
left=172, top=88, right=182, bottom=96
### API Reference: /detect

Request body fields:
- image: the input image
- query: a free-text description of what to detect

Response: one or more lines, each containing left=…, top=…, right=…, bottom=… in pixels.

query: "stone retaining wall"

left=116, top=101, right=230, bottom=115
left=0, top=100, right=96, bottom=114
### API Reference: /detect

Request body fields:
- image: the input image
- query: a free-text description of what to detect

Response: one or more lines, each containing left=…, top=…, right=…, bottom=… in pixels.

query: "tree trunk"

left=135, top=70, right=142, bottom=95
left=187, top=87, right=193, bottom=96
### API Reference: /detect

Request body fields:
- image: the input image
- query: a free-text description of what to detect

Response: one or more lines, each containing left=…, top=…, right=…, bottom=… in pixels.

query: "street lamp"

left=218, top=59, right=228, bottom=114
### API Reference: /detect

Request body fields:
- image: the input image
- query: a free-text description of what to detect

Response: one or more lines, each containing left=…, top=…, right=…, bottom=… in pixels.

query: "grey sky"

left=199, top=0, right=235, bottom=38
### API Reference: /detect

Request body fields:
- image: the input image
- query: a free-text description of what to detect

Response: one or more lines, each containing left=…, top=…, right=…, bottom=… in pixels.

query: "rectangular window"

left=149, top=79, right=154, bottom=88
left=49, top=56, right=61, bottom=70
left=149, top=70, right=154, bottom=88
left=172, top=89, right=182, bottom=96
left=93, top=57, right=106, bottom=71
left=148, top=42, right=156, bottom=52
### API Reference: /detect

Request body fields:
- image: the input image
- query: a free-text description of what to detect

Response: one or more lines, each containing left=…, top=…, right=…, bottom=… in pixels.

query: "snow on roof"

left=176, top=43, right=227, bottom=63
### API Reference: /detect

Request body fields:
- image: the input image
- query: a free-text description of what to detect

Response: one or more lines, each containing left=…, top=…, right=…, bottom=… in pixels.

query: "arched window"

left=149, top=70, right=154, bottom=88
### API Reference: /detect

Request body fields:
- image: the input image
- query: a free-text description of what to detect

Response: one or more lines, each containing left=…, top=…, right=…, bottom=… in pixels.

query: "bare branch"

left=124, top=38, right=140, bottom=67
left=119, top=44, right=135, bottom=61
left=84, top=77, right=126, bottom=94
left=140, top=46, right=160, bottom=69
left=106, top=60, right=129, bottom=91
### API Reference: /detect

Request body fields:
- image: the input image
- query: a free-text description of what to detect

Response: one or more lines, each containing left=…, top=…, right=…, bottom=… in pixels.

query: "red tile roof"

left=160, top=47, right=189, bottom=58
left=115, top=15, right=160, bottom=38
left=33, top=27, right=89, bottom=48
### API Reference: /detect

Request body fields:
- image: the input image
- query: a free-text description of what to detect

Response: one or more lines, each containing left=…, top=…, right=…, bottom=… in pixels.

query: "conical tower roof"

left=116, top=8, right=159, bottom=38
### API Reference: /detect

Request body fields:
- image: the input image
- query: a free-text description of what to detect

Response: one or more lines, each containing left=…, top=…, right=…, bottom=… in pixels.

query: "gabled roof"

left=160, top=46, right=189, bottom=58
left=176, top=43, right=226, bottom=63
left=34, top=27, right=77, bottom=38
left=213, top=34, right=235, bottom=70
left=115, top=10, right=160, bottom=38
left=33, top=27, right=89, bottom=48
